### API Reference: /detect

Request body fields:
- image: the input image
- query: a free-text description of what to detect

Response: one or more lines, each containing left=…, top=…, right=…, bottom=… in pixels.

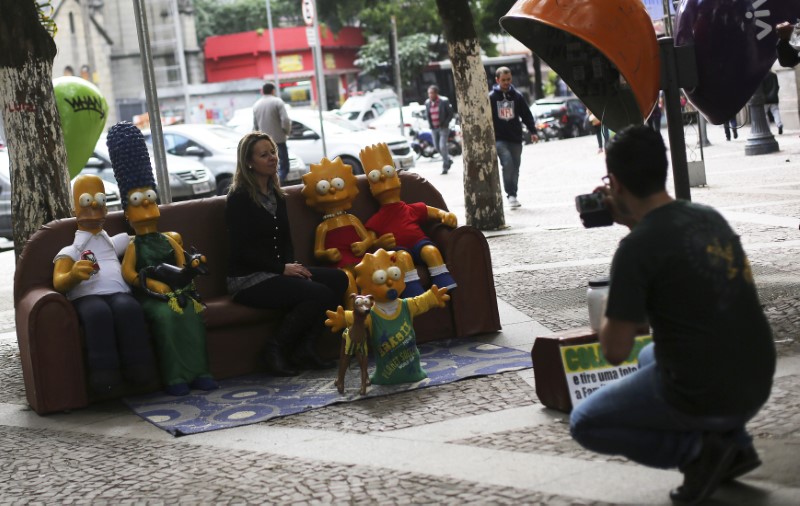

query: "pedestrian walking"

left=424, top=85, right=455, bottom=175
left=646, top=92, right=663, bottom=135
left=762, top=71, right=783, bottom=134
left=253, top=82, right=292, bottom=184
left=570, top=125, right=775, bottom=506
left=489, top=66, right=538, bottom=208
left=723, top=117, right=738, bottom=141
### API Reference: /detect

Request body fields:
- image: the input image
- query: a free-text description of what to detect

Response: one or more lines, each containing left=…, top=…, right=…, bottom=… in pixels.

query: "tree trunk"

left=0, top=0, right=71, bottom=260
left=435, top=0, right=505, bottom=230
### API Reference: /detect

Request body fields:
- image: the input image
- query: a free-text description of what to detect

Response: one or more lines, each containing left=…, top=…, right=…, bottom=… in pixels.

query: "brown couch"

left=14, top=172, right=501, bottom=415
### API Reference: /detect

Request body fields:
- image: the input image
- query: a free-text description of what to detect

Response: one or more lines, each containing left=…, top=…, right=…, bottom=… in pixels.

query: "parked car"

left=0, top=146, right=123, bottom=241
left=367, top=103, right=428, bottom=135
left=157, top=123, right=307, bottom=193
left=287, top=109, right=415, bottom=174
left=333, top=89, right=400, bottom=127
left=530, top=97, right=590, bottom=139
left=82, top=136, right=216, bottom=202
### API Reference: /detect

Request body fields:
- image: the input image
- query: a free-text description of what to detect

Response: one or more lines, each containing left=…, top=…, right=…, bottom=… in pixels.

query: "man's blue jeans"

left=570, top=343, right=757, bottom=469
left=431, top=127, right=451, bottom=170
left=277, top=142, right=290, bottom=183
left=495, top=140, right=522, bottom=198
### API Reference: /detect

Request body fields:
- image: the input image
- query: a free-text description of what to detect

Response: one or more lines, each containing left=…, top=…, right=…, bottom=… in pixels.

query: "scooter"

left=410, top=128, right=463, bottom=159
left=536, top=117, right=561, bottom=142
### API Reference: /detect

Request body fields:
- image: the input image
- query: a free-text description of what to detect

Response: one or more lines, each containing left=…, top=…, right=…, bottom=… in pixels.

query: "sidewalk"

left=0, top=122, right=799, bottom=504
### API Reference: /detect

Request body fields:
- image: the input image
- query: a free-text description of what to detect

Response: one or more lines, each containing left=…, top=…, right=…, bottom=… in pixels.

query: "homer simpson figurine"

left=325, top=248, right=449, bottom=385
left=53, top=174, right=157, bottom=393
left=360, top=143, right=457, bottom=296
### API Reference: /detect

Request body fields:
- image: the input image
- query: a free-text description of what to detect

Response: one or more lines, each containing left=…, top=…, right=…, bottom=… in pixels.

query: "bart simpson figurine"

left=360, top=143, right=457, bottom=296
left=107, top=121, right=217, bottom=397
left=325, top=248, right=449, bottom=385
left=53, top=174, right=157, bottom=393
left=300, top=157, right=375, bottom=300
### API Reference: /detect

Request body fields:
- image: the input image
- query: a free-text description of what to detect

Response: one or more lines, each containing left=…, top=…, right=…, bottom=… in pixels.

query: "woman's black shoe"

left=263, top=345, right=299, bottom=376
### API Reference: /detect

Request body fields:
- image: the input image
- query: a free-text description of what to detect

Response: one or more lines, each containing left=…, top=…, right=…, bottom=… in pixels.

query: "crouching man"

left=569, top=125, right=775, bottom=505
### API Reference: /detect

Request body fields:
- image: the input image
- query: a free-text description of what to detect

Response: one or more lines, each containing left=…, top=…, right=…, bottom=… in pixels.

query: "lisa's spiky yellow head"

left=300, top=157, right=359, bottom=213
left=360, top=143, right=400, bottom=203
left=354, top=248, right=405, bottom=302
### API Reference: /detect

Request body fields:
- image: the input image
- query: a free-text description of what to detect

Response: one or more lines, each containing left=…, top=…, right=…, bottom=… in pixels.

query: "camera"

left=575, top=191, right=614, bottom=228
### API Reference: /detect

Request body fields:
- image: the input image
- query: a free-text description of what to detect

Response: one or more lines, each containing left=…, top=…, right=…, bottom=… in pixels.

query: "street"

left=0, top=121, right=799, bottom=504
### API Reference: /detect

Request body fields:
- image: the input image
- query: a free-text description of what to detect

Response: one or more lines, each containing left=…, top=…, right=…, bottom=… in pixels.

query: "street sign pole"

left=303, top=0, right=327, bottom=157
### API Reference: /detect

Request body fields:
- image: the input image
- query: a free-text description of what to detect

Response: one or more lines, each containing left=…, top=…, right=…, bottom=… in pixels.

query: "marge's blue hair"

left=106, top=121, right=156, bottom=208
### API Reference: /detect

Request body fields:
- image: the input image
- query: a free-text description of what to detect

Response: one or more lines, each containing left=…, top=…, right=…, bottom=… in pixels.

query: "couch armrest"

left=15, top=286, right=88, bottom=414
left=427, top=224, right=501, bottom=337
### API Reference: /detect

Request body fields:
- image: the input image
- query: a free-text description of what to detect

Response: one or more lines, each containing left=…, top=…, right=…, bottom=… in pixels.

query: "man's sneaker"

left=779, top=126, right=783, bottom=135
left=508, top=196, right=521, bottom=208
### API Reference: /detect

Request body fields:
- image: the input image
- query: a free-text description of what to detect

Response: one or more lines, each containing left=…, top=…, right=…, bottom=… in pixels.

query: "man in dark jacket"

left=761, top=71, right=783, bottom=134
left=489, top=67, right=537, bottom=208
left=424, top=85, right=455, bottom=174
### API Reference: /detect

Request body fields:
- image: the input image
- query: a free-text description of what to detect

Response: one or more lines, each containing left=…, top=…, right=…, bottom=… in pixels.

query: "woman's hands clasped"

left=283, top=262, right=312, bottom=279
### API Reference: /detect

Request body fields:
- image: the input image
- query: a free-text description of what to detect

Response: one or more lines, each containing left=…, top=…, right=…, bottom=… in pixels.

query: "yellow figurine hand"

left=429, top=284, right=450, bottom=307
left=70, top=260, right=96, bottom=283
left=351, top=240, right=370, bottom=257
left=325, top=306, right=347, bottom=333
left=325, top=248, right=342, bottom=263
left=440, top=212, right=457, bottom=228
left=374, top=232, right=396, bottom=250
left=146, top=278, right=172, bottom=295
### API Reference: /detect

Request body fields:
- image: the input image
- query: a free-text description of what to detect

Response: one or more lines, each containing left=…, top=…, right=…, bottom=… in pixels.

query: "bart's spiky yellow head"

left=300, top=157, right=359, bottom=213
left=360, top=143, right=400, bottom=204
left=354, top=248, right=405, bottom=302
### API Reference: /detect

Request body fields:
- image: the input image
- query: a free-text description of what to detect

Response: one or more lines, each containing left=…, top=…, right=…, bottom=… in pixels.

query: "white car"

left=287, top=109, right=415, bottom=174
left=82, top=136, right=216, bottom=202
left=152, top=123, right=307, bottom=193
left=333, top=89, right=400, bottom=127
left=367, top=103, right=428, bottom=136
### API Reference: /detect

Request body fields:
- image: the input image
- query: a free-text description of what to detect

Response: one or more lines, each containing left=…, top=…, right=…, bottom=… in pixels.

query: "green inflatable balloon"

left=53, top=76, right=109, bottom=178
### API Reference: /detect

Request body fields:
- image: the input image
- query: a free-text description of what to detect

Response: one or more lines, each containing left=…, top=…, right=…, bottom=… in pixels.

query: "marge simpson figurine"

left=326, top=249, right=449, bottom=385
left=107, top=121, right=217, bottom=397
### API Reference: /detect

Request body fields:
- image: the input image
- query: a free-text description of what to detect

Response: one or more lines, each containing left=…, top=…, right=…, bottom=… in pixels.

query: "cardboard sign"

left=560, top=335, right=653, bottom=408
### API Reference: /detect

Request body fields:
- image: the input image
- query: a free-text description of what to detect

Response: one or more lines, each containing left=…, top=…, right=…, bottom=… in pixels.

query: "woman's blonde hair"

left=230, top=131, right=285, bottom=201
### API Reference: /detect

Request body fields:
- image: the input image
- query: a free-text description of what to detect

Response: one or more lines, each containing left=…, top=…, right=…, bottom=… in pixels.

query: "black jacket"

left=225, top=187, right=294, bottom=277
left=425, top=95, right=455, bottom=130
left=761, top=72, right=780, bottom=104
left=489, top=84, right=536, bottom=144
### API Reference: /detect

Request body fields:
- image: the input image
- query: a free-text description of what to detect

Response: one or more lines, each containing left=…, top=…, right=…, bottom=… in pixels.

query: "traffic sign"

left=302, top=0, right=315, bottom=27
left=305, top=26, right=317, bottom=47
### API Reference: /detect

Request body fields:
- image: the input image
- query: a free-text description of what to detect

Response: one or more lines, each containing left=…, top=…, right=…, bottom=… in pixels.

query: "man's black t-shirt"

left=606, top=200, right=775, bottom=415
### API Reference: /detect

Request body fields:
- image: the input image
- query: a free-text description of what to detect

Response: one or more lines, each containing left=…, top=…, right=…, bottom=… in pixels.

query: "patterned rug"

left=123, top=339, right=532, bottom=436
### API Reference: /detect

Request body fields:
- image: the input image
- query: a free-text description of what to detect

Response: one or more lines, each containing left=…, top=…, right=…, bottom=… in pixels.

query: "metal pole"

left=659, top=38, right=691, bottom=201
left=745, top=86, right=779, bottom=155
left=391, top=16, right=405, bottom=136
left=132, top=0, right=171, bottom=204
left=311, top=0, right=327, bottom=111
left=266, top=0, right=280, bottom=93
left=310, top=0, right=327, bottom=157
left=170, top=0, right=191, bottom=122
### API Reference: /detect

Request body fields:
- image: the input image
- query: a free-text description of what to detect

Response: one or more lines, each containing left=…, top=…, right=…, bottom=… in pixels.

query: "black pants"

left=73, top=293, right=156, bottom=379
left=234, top=267, right=348, bottom=344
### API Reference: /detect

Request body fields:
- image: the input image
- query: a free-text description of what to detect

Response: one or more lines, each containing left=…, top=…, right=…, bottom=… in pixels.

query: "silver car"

left=0, top=147, right=123, bottom=241
left=146, top=124, right=307, bottom=194
left=82, top=138, right=216, bottom=202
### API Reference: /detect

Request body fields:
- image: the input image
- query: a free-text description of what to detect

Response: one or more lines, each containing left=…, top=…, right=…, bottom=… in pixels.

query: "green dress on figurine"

left=134, top=232, right=211, bottom=387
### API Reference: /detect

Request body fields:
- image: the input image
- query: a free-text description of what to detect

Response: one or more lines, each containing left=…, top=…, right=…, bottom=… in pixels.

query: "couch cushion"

left=202, top=296, right=284, bottom=328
